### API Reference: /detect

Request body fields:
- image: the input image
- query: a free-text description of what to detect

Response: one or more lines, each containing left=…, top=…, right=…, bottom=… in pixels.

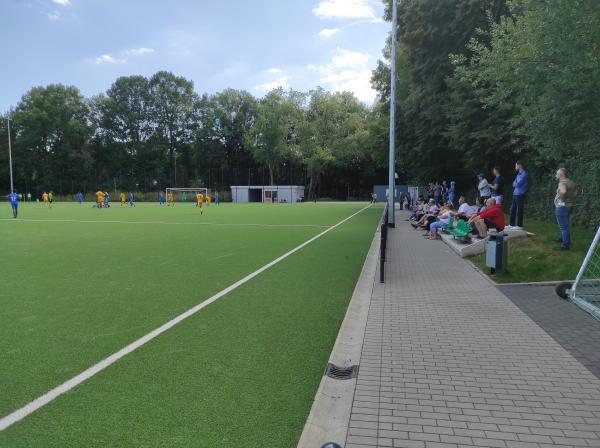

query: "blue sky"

left=0, top=0, right=389, bottom=112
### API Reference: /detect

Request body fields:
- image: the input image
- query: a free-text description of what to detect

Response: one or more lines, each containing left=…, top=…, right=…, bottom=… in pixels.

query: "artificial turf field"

left=0, top=201, right=382, bottom=447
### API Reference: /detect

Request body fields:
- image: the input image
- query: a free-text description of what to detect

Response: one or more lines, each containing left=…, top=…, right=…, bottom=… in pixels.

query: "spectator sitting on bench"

left=455, top=196, right=479, bottom=221
left=427, top=204, right=455, bottom=240
left=411, top=199, right=439, bottom=230
left=467, top=197, right=505, bottom=239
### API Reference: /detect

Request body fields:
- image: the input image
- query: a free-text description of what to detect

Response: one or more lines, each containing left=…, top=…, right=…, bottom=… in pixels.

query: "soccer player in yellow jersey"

left=206, top=194, right=212, bottom=206
left=42, top=192, right=49, bottom=206
left=95, top=190, right=104, bottom=208
left=119, top=192, right=126, bottom=206
left=167, top=191, right=174, bottom=206
left=196, top=192, right=204, bottom=215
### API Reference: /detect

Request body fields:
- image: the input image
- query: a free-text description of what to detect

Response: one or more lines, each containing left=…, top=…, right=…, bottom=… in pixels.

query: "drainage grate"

left=321, top=443, right=342, bottom=448
left=325, top=363, right=359, bottom=380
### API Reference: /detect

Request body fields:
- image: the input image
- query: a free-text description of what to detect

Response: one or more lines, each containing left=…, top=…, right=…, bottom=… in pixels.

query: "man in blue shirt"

left=129, top=192, right=135, bottom=207
left=104, top=192, right=110, bottom=208
left=76, top=192, right=84, bottom=205
left=490, top=166, right=505, bottom=205
left=6, top=192, right=19, bottom=218
left=508, top=161, right=528, bottom=229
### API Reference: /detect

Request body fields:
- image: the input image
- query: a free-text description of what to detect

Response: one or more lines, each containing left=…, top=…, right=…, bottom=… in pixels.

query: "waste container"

left=485, top=229, right=507, bottom=274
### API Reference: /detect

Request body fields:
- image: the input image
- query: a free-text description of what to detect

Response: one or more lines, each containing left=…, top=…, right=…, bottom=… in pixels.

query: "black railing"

left=380, top=204, right=389, bottom=283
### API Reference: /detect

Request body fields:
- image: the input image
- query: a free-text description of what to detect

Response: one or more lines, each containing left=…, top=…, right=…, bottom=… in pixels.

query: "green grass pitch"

left=0, top=201, right=382, bottom=447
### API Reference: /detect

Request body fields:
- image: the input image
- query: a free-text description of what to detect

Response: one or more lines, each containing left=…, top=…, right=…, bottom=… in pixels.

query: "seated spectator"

left=427, top=204, right=455, bottom=240
left=468, top=198, right=505, bottom=239
left=455, top=196, right=479, bottom=220
left=411, top=199, right=439, bottom=230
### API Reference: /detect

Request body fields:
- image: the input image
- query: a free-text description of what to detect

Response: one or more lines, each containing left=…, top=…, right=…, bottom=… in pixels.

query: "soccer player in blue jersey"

left=129, top=192, right=135, bottom=207
left=6, top=192, right=19, bottom=218
left=76, top=192, right=84, bottom=205
left=104, top=191, right=110, bottom=208
left=159, top=192, right=165, bottom=206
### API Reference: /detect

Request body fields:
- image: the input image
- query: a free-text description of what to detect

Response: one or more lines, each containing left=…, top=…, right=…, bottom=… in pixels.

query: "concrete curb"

left=297, top=223, right=380, bottom=448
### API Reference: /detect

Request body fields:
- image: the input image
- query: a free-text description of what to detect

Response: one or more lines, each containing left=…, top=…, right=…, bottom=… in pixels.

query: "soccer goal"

left=165, top=187, right=210, bottom=203
left=567, top=226, right=600, bottom=321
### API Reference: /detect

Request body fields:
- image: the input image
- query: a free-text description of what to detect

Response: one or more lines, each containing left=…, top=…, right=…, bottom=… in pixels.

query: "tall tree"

left=148, top=71, right=197, bottom=185
left=245, top=88, right=303, bottom=185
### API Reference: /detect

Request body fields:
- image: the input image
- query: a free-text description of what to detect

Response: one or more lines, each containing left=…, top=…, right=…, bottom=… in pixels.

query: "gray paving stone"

left=343, top=212, right=600, bottom=448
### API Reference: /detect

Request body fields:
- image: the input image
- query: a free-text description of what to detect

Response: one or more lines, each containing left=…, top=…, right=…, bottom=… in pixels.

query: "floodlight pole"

left=7, top=117, right=14, bottom=194
left=387, top=0, right=399, bottom=227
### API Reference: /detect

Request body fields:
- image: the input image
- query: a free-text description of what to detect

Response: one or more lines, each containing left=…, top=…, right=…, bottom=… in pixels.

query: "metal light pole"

left=7, top=117, right=14, bottom=193
left=387, top=0, right=399, bottom=227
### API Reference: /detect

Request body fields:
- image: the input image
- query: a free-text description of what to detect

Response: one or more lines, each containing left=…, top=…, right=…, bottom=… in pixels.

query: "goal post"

left=165, top=187, right=210, bottom=203
left=569, top=226, right=600, bottom=321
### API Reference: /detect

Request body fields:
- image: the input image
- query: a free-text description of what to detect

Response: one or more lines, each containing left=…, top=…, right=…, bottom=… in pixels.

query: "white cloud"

left=314, top=48, right=376, bottom=103
left=123, top=47, right=155, bottom=56
left=95, top=54, right=125, bottom=65
left=318, top=28, right=341, bottom=38
left=52, top=0, right=71, bottom=6
left=267, top=67, right=283, bottom=74
left=331, top=48, right=370, bottom=68
left=94, top=47, right=154, bottom=65
left=45, top=11, right=62, bottom=20
left=313, top=0, right=375, bottom=20
left=255, top=77, right=290, bottom=92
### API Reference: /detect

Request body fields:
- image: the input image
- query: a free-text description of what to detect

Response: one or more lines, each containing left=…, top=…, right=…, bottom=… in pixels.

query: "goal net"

left=165, top=188, right=210, bottom=203
left=570, top=226, right=600, bottom=321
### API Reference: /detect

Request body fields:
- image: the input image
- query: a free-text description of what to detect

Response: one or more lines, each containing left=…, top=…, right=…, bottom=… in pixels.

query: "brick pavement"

left=345, top=214, right=600, bottom=448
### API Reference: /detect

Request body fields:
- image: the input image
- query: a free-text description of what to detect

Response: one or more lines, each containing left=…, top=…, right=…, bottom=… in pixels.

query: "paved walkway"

left=500, top=285, right=600, bottom=380
left=345, top=213, right=600, bottom=448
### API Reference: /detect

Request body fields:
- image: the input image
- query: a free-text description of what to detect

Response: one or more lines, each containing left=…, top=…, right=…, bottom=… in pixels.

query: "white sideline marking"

left=0, top=218, right=329, bottom=229
left=0, top=205, right=371, bottom=432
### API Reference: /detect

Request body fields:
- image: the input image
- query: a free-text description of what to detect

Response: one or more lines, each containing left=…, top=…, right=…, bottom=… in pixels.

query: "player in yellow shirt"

left=206, top=194, right=212, bottom=206
left=42, top=192, right=49, bottom=206
left=196, top=192, right=204, bottom=215
left=95, top=190, right=104, bottom=208
left=119, top=192, right=126, bottom=206
left=167, top=191, right=175, bottom=206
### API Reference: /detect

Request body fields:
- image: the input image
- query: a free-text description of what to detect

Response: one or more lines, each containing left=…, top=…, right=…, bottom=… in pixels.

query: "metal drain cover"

left=325, top=363, right=359, bottom=380
left=321, top=443, right=342, bottom=448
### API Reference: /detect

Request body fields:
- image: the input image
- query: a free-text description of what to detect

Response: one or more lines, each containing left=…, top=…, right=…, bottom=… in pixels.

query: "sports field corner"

left=0, top=201, right=383, bottom=447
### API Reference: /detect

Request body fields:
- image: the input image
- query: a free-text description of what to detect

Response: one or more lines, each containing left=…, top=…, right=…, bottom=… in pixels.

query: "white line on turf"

left=0, top=204, right=371, bottom=432
left=0, top=218, right=330, bottom=229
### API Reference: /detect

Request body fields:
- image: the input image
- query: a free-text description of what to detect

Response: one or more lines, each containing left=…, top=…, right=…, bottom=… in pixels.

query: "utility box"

left=486, top=229, right=507, bottom=274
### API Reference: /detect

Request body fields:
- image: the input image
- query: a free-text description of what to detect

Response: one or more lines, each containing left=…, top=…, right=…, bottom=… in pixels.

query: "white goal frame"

left=165, top=187, right=210, bottom=201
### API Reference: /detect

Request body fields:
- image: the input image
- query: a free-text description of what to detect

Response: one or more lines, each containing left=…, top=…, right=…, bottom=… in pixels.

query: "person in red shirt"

left=468, top=198, right=505, bottom=239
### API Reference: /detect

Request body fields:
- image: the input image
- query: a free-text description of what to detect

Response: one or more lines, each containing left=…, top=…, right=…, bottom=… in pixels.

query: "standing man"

left=6, top=191, right=19, bottom=218
left=159, top=192, right=166, bottom=206
left=508, top=161, right=528, bottom=230
left=48, top=191, right=54, bottom=208
left=477, top=172, right=491, bottom=203
left=42, top=191, right=50, bottom=207
left=215, top=192, right=220, bottom=206
left=119, top=191, right=126, bottom=206
left=490, top=166, right=505, bottom=205
left=448, top=181, right=456, bottom=206
left=433, top=182, right=443, bottom=206
left=129, top=192, right=135, bottom=207
left=554, top=168, right=576, bottom=251
left=104, top=191, right=110, bottom=208
left=27, top=192, right=32, bottom=202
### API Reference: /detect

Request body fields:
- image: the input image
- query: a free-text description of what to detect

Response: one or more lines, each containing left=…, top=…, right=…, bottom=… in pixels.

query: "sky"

left=0, top=0, right=390, bottom=112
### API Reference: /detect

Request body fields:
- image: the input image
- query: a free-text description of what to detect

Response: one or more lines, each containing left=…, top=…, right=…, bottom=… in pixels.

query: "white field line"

left=0, top=218, right=329, bottom=229
left=0, top=204, right=371, bottom=432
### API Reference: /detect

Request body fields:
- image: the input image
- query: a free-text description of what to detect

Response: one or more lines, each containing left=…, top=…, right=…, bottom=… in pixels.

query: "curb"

left=297, top=223, right=380, bottom=448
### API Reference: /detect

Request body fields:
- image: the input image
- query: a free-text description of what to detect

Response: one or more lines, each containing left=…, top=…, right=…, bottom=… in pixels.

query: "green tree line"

left=0, top=74, right=385, bottom=200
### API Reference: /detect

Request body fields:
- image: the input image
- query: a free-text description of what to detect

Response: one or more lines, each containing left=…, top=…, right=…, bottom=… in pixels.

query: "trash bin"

left=486, top=229, right=507, bottom=274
